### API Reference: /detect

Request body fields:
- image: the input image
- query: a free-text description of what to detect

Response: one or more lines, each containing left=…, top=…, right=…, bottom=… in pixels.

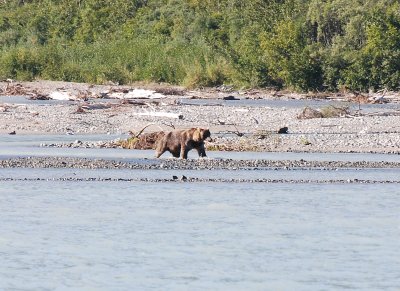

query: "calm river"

left=1, top=180, right=399, bottom=290
left=1, top=134, right=399, bottom=290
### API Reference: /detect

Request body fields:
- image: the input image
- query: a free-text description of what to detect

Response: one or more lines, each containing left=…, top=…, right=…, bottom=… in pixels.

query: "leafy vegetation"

left=0, top=0, right=399, bottom=91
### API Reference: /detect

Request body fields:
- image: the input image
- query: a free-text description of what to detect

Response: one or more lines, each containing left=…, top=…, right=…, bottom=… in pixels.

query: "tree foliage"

left=0, top=0, right=399, bottom=91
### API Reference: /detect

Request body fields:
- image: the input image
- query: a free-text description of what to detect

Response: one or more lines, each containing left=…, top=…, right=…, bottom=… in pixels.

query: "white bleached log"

left=49, top=91, right=77, bottom=101
left=134, top=111, right=183, bottom=119
left=106, top=89, right=165, bottom=99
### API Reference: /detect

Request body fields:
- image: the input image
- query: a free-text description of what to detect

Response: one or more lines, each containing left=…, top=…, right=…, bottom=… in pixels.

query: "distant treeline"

left=0, top=0, right=399, bottom=91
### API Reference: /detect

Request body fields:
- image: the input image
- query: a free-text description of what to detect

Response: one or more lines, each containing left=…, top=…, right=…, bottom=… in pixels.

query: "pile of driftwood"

left=1, top=83, right=28, bottom=95
left=120, top=131, right=165, bottom=149
left=100, top=86, right=184, bottom=99
left=348, top=90, right=388, bottom=104
left=0, top=83, right=48, bottom=99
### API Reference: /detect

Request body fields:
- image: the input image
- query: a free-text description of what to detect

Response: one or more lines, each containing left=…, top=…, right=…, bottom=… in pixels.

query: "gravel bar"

left=2, top=156, right=400, bottom=170
left=1, top=177, right=399, bottom=184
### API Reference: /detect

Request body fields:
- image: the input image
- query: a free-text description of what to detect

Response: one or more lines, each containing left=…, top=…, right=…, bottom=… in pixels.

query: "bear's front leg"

left=196, top=143, right=207, bottom=157
left=180, top=144, right=188, bottom=159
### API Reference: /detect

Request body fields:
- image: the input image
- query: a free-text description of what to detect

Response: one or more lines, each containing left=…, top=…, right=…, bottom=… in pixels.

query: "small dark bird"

left=277, top=127, right=288, bottom=134
left=8, top=131, right=16, bottom=135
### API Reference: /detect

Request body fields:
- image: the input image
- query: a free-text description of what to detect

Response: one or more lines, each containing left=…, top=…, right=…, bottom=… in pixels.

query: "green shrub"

left=0, top=0, right=399, bottom=91
left=0, top=46, right=42, bottom=80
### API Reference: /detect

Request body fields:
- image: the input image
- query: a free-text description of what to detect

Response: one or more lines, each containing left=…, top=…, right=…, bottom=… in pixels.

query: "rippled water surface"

left=3, top=133, right=400, bottom=162
left=1, top=132, right=400, bottom=290
left=1, top=181, right=399, bottom=290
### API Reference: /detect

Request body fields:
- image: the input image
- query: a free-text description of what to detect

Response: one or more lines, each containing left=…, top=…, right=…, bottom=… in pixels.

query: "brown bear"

left=155, top=128, right=211, bottom=159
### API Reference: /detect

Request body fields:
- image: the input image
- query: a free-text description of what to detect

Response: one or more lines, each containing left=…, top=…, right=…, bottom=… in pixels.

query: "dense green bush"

left=0, top=0, right=399, bottom=91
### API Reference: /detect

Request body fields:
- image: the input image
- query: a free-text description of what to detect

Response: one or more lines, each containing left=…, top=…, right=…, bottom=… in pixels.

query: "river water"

left=1, top=181, right=399, bottom=290
left=1, top=133, right=400, bottom=290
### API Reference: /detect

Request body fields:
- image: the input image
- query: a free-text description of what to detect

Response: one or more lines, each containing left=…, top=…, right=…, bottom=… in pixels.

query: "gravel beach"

left=1, top=80, right=400, bottom=155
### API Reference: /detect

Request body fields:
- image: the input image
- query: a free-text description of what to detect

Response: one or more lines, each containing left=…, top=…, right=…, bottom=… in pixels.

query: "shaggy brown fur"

left=155, top=128, right=211, bottom=159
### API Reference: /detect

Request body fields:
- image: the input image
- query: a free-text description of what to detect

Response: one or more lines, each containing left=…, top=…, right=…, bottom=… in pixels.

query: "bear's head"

left=193, top=128, right=211, bottom=142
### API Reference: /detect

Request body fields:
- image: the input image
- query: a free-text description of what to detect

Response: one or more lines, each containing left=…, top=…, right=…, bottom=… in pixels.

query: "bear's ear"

left=193, top=128, right=201, bottom=141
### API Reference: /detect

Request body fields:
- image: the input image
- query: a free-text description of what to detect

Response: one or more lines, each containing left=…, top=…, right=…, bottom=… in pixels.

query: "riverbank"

left=1, top=80, right=400, bottom=154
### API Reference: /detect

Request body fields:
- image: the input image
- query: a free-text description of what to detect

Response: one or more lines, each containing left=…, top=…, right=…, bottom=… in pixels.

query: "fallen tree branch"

left=160, top=121, right=175, bottom=130
left=129, top=123, right=164, bottom=138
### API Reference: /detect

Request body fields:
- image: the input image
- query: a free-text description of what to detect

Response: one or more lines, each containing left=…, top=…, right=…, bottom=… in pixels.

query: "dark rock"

left=29, top=94, right=50, bottom=100
left=222, top=95, right=239, bottom=100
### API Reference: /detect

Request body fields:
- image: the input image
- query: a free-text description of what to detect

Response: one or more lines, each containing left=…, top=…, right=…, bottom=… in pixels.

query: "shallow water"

left=0, top=95, right=115, bottom=106
left=2, top=133, right=400, bottom=162
left=178, top=97, right=400, bottom=111
left=0, top=181, right=399, bottom=290
left=2, top=94, right=400, bottom=112
left=0, top=95, right=70, bottom=105
left=2, top=166, right=400, bottom=183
